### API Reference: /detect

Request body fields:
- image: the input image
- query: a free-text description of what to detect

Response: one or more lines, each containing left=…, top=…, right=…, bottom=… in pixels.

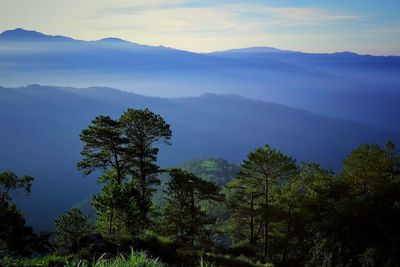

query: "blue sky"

left=0, top=0, right=399, bottom=54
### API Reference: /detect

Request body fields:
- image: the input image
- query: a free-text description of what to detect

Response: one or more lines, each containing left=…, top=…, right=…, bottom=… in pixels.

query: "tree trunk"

left=139, top=157, right=146, bottom=199
left=263, top=177, right=269, bottom=263
left=139, top=156, right=147, bottom=230
left=250, top=192, right=254, bottom=244
left=109, top=207, right=114, bottom=235
left=113, top=150, right=122, bottom=185
left=281, top=202, right=293, bottom=265
left=190, top=188, right=195, bottom=250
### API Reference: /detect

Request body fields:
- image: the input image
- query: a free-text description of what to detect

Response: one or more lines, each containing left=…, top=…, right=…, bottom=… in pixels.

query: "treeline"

left=1, top=108, right=400, bottom=266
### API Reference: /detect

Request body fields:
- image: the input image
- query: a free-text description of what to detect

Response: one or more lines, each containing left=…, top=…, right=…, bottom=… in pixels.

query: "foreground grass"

left=95, top=250, right=163, bottom=267
left=0, top=250, right=162, bottom=267
left=1, top=249, right=271, bottom=267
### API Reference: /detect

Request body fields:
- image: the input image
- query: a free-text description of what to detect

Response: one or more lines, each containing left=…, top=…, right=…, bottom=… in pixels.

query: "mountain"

left=0, top=28, right=74, bottom=42
left=0, top=85, right=398, bottom=230
left=211, top=47, right=400, bottom=73
left=1, top=29, right=399, bottom=131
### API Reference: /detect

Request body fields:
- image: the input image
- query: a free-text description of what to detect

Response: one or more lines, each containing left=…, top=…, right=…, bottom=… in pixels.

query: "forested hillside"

left=1, top=85, right=397, bottom=230
left=2, top=107, right=399, bottom=266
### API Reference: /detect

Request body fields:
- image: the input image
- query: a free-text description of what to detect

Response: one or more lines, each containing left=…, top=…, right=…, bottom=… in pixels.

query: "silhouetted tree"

left=162, top=168, right=223, bottom=249
left=0, top=171, right=35, bottom=255
left=78, top=109, right=171, bottom=236
left=120, top=108, right=172, bottom=228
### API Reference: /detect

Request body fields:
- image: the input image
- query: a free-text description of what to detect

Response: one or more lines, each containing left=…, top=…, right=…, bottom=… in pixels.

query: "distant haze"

left=1, top=28, right=399, bottom=132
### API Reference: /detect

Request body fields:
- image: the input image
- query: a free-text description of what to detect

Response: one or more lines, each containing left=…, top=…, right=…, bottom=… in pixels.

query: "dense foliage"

left=78, top=108, right=171, bottom=237
left=0, top=172, right=37, bottom=255
left=161, top=168, right=224, bottom=249
left=1, top=108, right=399, bottom=266
left=53, top=208, right=93, bottom=250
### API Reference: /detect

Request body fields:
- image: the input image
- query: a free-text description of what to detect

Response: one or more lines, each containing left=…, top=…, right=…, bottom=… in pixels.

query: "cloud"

left=96, top=0, right=191, bottom=14
left=91, top=2, right=359, bottom=35
left=0, top=0, right=372, bottom=53
left=77, top=2, right=360, bottom=52
left=236, top=4, right=359, bottom=25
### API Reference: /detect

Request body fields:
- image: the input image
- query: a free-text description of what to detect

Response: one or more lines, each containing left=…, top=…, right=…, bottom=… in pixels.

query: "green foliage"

left=153, top=157, right=238, bottom=213
left=92, top=181, right=140, bottom=237
left=180, top=157, right=240, bottom=187
left=0, top=171, right=37, bottom=255
left=77, top=115, right=129, bottom=184
left=94, top=250, right=163, bottom=267
left=53, top=208, right=94, bottom=250
left=0, top=171, right=33, bottom=202
left=4, top=104, right=400, bottom=266
left=78, top=108, right=172, bottom=237
left=119, top=108, right=172, bottom=230
left=161, top=168, right=224, bottom=249
left=226, top=145, right=297, bottom=262
left=0, top=202, right=34, bottom=254
left=0, top=253, right=69, bottom=267
left=303, top=142, right=400, bottom=266
left=0, top=251, right=162, bottom=267
left=199, top=256, right=215, bottom=267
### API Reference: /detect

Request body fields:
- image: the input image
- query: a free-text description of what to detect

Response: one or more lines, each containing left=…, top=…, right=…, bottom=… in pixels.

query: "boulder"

left=72, top=233, right=116, bottom=253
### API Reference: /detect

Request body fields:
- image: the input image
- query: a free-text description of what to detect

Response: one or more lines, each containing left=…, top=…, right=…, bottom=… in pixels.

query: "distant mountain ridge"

left=0, top=28, right=399, bottom=132
left=0, top=28, right=283, bottom=53
left=0, top=28, right=74, bottom=42
left=0, top=28, right=394, bottom=56
left=0, top=28, right=173, bottom=50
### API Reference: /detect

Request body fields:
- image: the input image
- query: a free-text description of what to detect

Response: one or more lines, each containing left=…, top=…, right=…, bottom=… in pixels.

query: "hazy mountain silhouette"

left=1, top=28, right=399, bottom=131
left=0, top=85, right=398, bottom=230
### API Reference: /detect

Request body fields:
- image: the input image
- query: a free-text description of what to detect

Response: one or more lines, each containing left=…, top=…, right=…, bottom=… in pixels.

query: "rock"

left=72, top=233, right=116, bottom=253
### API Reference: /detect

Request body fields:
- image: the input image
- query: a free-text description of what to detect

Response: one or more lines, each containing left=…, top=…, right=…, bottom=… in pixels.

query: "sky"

left=0, top=0, right=399, bottom=55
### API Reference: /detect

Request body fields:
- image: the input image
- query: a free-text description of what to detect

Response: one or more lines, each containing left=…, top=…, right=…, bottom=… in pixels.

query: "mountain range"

left=1, top=28, right=399, bottom=131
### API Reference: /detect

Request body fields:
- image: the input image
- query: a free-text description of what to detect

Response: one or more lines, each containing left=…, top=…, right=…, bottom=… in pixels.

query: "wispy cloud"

left=219, top=3, right=359, bottom=25
left=97, top=0, right=190, bottom=14
left=2, top=0, right=398, bottom=54
left=81, top=1, right=361, bottom=52
left=90, top=2, right=359, bottom=34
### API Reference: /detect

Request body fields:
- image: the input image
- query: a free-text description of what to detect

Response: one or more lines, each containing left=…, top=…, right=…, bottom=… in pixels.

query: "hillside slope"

left=0, top=85, right=398, bottom=229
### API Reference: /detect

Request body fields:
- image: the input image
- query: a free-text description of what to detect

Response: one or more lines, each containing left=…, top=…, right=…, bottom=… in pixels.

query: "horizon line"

left=1, top=27, right=399, bottom=57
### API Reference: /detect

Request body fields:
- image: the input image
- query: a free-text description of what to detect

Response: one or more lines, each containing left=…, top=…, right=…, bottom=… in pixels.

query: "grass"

left=1, top=248, right=271, bottom=267
left=0, top=250, right=162, bottom=267
left=0, top=253, right=69, bottom=266
left=199, top=256, right=215, bottom=267
left=94, top=250, right=163, bottom=267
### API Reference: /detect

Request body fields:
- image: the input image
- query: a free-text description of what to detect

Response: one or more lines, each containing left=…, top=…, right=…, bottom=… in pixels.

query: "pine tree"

left=78, top=109, right=172, bottom=236
left=162, top=168, right=224, bottom=249
left=120, top=108, right=172, bottom=228
left=226, top=145, right=297, bottom=262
